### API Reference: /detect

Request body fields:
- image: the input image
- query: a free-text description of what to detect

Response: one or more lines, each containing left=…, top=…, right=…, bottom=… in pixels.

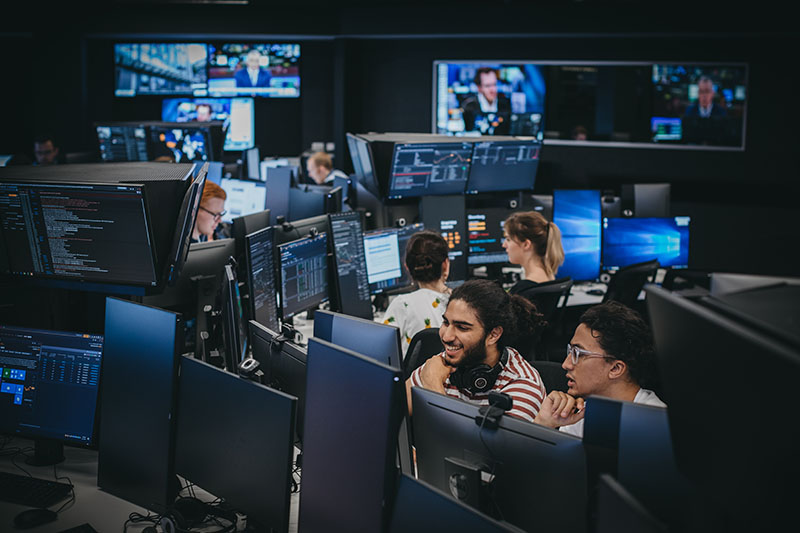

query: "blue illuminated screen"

left=602, top=216, right=691, bottom=271
left=552, top=189, right=602, bottom=281
left=161, top=97, right=255, bottom=151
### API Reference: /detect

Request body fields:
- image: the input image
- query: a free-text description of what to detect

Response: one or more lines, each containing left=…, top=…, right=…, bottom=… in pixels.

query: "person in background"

left=682, top=75, right=729, bottom=145
left=460, top=67, right=512, bottom=134
left=383, top=231, right=451, bottom=357
left=191, top=181, right=227, bottom=243
left=195, top=103, right=213, bottom=122
left=503, top=211, right=565, bottom=292
left=234, top=49, right=272, bottom=89
left=305, top=151, right=348, bottom=186
left=533, top=301, right=665, bottom=437
left=406, top=278, right=547, bottom=423
left=33, top=134, right=61, bottom=166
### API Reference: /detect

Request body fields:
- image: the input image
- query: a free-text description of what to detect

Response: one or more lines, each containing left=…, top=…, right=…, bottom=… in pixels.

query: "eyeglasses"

left=200, top=206, right=226, bottom=219
left=566, top=343, right=614, bottom=365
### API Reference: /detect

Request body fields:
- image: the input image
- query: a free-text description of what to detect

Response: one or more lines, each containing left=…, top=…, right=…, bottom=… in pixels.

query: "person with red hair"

left=192, top=181, right=227, bottom=243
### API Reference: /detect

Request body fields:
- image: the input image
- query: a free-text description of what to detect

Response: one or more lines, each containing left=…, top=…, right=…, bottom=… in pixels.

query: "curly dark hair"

left=578, top=301, right=659, bottom=390
left=449, top=279, right=545, bottom=349
left=404, top=230, right=449, bottom=283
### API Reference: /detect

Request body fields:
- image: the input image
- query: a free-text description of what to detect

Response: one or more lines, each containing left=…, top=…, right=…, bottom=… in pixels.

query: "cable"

left=53, top=464, right=76, bottom=515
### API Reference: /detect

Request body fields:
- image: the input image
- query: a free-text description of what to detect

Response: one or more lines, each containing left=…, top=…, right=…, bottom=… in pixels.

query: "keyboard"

left=0, top=470, right=72, bottom=508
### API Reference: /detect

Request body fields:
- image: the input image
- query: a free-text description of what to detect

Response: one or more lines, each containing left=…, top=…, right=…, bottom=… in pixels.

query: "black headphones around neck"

left=449, top=347, right=509, bottom=395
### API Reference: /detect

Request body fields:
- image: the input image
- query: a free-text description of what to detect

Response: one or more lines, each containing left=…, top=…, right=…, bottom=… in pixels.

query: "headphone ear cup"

left=160, top=508, right=188, bottom=533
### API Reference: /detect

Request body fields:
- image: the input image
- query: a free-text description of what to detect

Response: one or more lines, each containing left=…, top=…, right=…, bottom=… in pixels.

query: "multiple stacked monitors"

left=553, top=189, right=603, bottom=281
left=465, top=140, right=541, bottom=194
left=161, top=97, right=255, bottom=151
left=466, top=207, right=508, bottom=265
left=277, top=233, right=329, bottom=320
left=434, top=62, right=546, bottom=138
left=115, top=42, right=301, bottom=99
left=244, top=227, right=280, bottom=332
left=0, top=325, right=103, bottom=449
left=328, top=212, right=373, bottom=319
left=602, top=217, right=691, bottom=272
left=219, top=178, right=267, bottom=224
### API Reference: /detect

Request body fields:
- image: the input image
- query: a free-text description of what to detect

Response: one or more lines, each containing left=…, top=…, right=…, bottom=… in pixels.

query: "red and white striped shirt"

left=410, top=347, right=546, bottom=423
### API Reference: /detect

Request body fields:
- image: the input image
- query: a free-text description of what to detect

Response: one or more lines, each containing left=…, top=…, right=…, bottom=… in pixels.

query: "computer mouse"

left=587, top=289, right=605, bottom=296
left=13, top=508, right=57, bottom=530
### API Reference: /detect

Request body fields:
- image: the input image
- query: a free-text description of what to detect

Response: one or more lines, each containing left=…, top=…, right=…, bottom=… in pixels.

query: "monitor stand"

left=26, top=438, right=65, bottom=466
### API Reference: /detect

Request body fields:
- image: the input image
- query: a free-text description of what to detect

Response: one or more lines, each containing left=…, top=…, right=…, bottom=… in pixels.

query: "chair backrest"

left=603, top=260, right=659, bottom=308
left=661, top=268, right=711, bottom=292
left=530, top=360, right=569, bottom=393
left=403, top=328, right=444, bottom=380
left=513, top=277, right=574, bottom=324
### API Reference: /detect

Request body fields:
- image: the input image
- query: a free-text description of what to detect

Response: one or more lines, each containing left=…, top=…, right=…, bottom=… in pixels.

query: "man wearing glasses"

left=533, top=301, right=665, bottom=437
left=191, top=181, right=228, bottom=243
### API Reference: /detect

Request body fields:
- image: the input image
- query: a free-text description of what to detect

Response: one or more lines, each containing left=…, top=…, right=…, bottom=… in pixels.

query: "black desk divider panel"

left=175, top=356, right=296, bottom=532
left=595, top=474, right=668, bottom=533
left=298, top=338, right=404, bottom=533
left=98, top=297, right=183, bottom=511
left=420, top=194, right=467, bottom=282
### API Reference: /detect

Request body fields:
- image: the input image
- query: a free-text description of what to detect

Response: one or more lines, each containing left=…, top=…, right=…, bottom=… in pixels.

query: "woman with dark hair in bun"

left=383, top=230, right=452, bottom=358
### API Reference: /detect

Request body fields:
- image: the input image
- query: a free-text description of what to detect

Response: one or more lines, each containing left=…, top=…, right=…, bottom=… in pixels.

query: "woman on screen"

left=503, top=211, right=565, bottom=293
left=191, top=181, right=227, bottom=243
left=383, top=231, right=451, bottom=358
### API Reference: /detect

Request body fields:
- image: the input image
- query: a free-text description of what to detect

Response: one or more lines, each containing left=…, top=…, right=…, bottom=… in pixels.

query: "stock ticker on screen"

left=115, top=43, right=208, bottom=97
left=0, top=325, right=103, bottom=444
left=278, top=233, right=329, bottom=319
left=0, top=182, right=158, bottom=286
left=465, top=140, right=541, bottom=194
left=388, top=143, right=472, bottom=199
left=553, top=189, right=602, bottom=282
left=246, top=227, right=280, bottom=332
left=602, top=216, right=691, bottom=271
left=466, top=208, right=508, bottom=265
left=329, top=213, right=372, bottom=318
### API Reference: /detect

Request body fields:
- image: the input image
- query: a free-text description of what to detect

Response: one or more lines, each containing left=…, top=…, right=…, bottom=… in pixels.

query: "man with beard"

left=533, top=301, right=666, bottom=437
left=406, top=279, right=547, bottom=422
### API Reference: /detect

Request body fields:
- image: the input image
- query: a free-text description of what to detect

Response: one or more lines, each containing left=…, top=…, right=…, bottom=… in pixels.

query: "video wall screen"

left=115, top=42, right=301, bottom=99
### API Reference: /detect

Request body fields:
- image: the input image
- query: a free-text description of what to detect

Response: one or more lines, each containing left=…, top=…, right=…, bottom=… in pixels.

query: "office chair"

left=512, top=277, right=573, bottom=361
left=603, top=260, right=660, bottom=309
left=530, top=360, right=569, bottom=393
left=403, top=328, right=444, bottom=380
left=661, top=267, right=711, bottom=292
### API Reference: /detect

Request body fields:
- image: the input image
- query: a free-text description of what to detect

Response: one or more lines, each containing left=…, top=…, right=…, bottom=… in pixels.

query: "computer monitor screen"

left=421, top=195, right=467, bottom=281
left=332, top=175, right=351, bottom=204
left=161, top=97, right=255, bottom=152
left=98, top=297, right=182, bottom=511
left=219, top=177, right=267, bottom=224
left=298, top=338, right=404, bottom=533
left=347, top=133, right=380, bottom=196
left=396, top=222, right=425, bottom=288
left=602, top=216, right=690, bottom=272
left=466, top=207, right=510, bottom=265
left=0, top=181, right=158, bottom=287
left=278, top=233, right=329, bottom=320
left=325, top=186, right=343, bottom=214
left=207, top=43, right=300, bottom=98
left=328, top=212, right=372, bottom=319
left=595, top=474, right=669, bottom=533
left=465, top=140, right=541, bottom=194
left=387, top=142, right=472, bottom=199
left=412, top=387, right=587, bottom=533
left=364, top=227, right=402, bottom=295
left=265, top=168, right=291, bottom=222
left=245, top=227, right=280, bottom=332
left=313, top=309, right=402, bottom=369
left=651, top=63, right=747, bottom=148
left=95, top=123, right=149, bottom=162
left=175, top=356, right=296, bottom=531
left=0, top=325, right=103, bottom=447
left=219, top=262, right=247, bottom=372
left=231, top=209, right=271, bottom=262
left=553, top=189, right=602, bottom=281
left=433, top=62, right=545, bottom=138
left=148, top=123, right=220, bottom=163
left=114, top=43, right=208, bottom=97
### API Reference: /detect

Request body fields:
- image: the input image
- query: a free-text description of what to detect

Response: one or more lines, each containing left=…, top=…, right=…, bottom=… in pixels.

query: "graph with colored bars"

left=0, top=367, right=27, bottom=405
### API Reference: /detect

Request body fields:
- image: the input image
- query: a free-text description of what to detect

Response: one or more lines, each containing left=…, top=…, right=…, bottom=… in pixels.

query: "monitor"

left=114, top=43, right=208, bottom=97
left=94, top=122, right=149, bottom=162
left=465, top=140, right=541, bottom=194
left=265, top=167, right=292, bottom=222
left=421, top=195, right=467, bottom=281
left=277, top=233, right=329, bottom=320
left=388, top=474, right=525, bottom=533
left=325, top=186, right=343, bottom=214
left=364, top=227, right=402, bottom=295
left=219, top=177, right=267, bottom=224
left=332, top=175, right=352, bottom=204
left=466, top=207, right=511, bottom=265
left=0, top=325, right=103, bottom=464
left=298, top=338, right=405, bottom=533
left=231, top=208, right=271, bottom=263
left=328, top=211, right=372, bottom=320
left=0, top=181, right=158, bottom=287
left=219, top=262, right=247, bottom=372
left=244, top=226, right=280, bottom=332
left=207, top=43, right=300, bottom=98
left=601, top=216, right=690, bottom=272
left=387, top=142, right=472, bottom=199
left=552, top=189, right=602, bottom=282
left=164, top=164, right=207, bottom=287
left=346, top=133, right=380, bottom=197
left=148, top=122, right=223, bottom=163
left=248, top=320, right=307, bottom=447
left=412, top=387, right=587, bottom=533
left=98, top=297, right=183, bottom=511
left=175, top=356, right=296, bottom=532
left=288, top=187, right=326, bottom=222
left=595, top=474, right=668, bottom=533
left=312, top=309, right=402, bottom=369
left=645, top=285, right=799, bottom=530
left=622, top=183, right=671, bottom=218
left=0, top=155, right=12, bottom=167
left=161, top=97, right=255, bottom=152
left=396, top=222, right=425, bottom=289
left=274, top=214, right=330, bottom=245
left=433, top=62, right=545, bottom=138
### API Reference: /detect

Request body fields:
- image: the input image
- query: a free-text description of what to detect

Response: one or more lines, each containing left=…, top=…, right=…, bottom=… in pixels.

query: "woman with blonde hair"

left=502, top=211, right=565, bottom=294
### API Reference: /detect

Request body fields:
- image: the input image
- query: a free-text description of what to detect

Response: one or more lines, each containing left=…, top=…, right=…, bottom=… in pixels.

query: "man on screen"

left=460, top=67, right=511, bottom=135
left=195, top=103, right=213, bottom=122
left=234, top=49, right=272, bottom=90
left=682, top=75, right=730, bottom=145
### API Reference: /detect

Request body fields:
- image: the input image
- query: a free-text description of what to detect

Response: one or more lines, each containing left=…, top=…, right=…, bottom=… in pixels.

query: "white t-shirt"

left=558, top=388, right=666, bottom=438
left=382, top=288, right=449, bottom=358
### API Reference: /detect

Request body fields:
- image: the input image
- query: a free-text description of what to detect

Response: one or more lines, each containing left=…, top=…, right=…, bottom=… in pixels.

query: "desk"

left=0, top=438, right=301, bottom=533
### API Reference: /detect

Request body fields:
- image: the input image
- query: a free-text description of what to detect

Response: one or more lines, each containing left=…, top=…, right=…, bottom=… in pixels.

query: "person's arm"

left=533, top=390, right=585, bottom=429
left=405, top=354, right=453, bottom=416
